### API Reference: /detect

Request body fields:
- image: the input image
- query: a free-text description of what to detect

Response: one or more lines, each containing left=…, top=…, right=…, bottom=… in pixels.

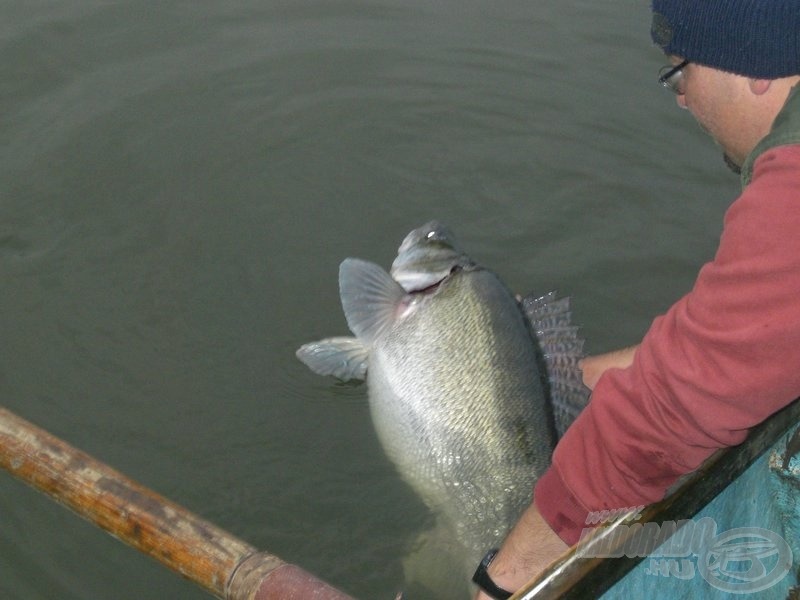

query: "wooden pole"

left=0, top=406, right=355, bottom=600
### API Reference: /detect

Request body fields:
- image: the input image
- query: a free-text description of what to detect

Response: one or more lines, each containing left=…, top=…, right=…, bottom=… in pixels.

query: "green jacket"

left=741, top=84, right=800, bottom=187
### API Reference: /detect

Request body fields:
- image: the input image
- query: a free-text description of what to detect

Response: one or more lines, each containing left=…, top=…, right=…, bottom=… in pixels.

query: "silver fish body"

left=297, top=221, right=586, bottom=565
left=362, top=264, right=553, bottom=552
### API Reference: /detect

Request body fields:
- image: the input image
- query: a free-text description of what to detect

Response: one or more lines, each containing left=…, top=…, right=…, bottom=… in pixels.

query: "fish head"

left=390, top=221, right=475, bottom=293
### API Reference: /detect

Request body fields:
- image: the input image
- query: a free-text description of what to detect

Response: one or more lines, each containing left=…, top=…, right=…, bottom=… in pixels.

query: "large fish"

left=297, top=221, right=587, bottom=589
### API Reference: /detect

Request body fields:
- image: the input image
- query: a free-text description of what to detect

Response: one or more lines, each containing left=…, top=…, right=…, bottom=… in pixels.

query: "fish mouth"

left=390, top=221, right=472, bottom=293
left=399, top=265, right=462, bottom=294
left=392, top=265, right=454, bottom=293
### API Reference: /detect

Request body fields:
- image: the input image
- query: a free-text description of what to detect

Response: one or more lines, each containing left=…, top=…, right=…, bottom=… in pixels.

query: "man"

left=473, top=1, right=800, bottom=598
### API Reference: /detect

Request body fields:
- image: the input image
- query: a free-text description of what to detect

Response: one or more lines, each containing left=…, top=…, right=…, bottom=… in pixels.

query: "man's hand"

left=579, top=345, right=638, bottom=390
left=473, top=502, right=568, bottom=599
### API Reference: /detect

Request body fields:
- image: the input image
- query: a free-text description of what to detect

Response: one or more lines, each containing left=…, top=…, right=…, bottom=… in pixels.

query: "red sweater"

left=535, top=144, right=800, bottom=545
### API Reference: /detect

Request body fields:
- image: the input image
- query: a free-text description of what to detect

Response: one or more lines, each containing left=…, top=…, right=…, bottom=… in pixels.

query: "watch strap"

left=472, top=548, right=513, bottom=600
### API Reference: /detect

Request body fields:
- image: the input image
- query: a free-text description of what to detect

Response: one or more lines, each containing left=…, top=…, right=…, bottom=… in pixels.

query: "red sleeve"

left=535, top=145, right=800, bottom=545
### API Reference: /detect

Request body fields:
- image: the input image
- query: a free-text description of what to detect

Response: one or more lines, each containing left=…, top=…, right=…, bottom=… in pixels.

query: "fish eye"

left=426, top=230, right=436, bottom=239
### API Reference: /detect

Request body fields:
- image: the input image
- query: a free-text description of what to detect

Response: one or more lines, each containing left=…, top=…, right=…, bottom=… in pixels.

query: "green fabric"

left=741, top=84, right=800, bottom=187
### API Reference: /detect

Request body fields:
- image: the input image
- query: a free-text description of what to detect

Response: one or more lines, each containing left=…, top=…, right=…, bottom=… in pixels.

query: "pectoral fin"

left=296, top=336, right=369, bottom=381
left=339, top=258, right=406, bottom=344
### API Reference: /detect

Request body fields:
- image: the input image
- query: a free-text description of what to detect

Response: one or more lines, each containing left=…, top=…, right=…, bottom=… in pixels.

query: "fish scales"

left=296, top=220, right=588, bottom=586
left=367, top=268, right=553, bottom=552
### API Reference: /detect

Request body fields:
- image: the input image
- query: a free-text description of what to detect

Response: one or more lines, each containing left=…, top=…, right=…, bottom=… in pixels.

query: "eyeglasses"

left=658, top=59, right=689, bottom=94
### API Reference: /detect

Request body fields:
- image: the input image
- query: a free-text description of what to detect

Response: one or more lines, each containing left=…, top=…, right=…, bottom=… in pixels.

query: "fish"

left=296, top=221, right=588, bottom=590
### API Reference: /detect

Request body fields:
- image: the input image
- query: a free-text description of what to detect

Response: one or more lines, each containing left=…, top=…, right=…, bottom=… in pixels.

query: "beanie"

left=651, top=0, right=800, bottom=79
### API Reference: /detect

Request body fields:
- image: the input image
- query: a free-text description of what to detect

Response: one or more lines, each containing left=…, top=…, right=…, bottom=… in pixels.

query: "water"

left=0, top=1, right=739, bottom=598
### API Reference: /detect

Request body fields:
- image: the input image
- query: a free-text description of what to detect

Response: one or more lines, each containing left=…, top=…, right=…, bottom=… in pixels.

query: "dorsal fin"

left=522, top=292, right=590, bottom=438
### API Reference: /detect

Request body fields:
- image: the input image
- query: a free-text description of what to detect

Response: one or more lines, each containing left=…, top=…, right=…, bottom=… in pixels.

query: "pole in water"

left=0, top=406, right=355, bottom=600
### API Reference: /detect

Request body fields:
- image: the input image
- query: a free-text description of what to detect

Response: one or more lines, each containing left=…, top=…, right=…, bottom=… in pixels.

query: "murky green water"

left=0, top=1, right=738, bottom=598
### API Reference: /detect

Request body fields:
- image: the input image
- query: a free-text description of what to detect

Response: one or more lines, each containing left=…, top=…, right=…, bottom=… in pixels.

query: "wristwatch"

left=472, top=548, right=513, bottom=600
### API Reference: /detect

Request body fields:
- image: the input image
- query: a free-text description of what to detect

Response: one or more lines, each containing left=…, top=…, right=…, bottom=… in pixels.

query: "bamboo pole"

left=0, top=406, right=355, bottom=600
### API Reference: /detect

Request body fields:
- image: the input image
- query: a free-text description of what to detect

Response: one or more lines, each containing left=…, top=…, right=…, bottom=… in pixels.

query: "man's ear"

left=749, top=78, right=772, bottom=95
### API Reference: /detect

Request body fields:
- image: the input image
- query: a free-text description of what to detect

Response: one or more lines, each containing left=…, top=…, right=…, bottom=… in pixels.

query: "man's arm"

left=472, top=347, right=637, bottom=598
left=474, top=501, right=567, bottom=599
left=579, top=345, right=638, bottom=390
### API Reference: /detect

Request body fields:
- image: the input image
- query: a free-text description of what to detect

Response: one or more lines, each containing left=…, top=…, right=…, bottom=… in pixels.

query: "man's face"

left=671, top=59, right=757, bottom=169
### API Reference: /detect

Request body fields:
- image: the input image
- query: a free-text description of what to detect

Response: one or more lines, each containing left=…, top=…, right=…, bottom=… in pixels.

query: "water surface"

left=0, top=1, right=738, bottom=598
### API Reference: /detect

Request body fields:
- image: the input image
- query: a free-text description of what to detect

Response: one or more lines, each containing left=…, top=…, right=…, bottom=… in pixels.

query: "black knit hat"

left=651, top=0, right=800, bottom=79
